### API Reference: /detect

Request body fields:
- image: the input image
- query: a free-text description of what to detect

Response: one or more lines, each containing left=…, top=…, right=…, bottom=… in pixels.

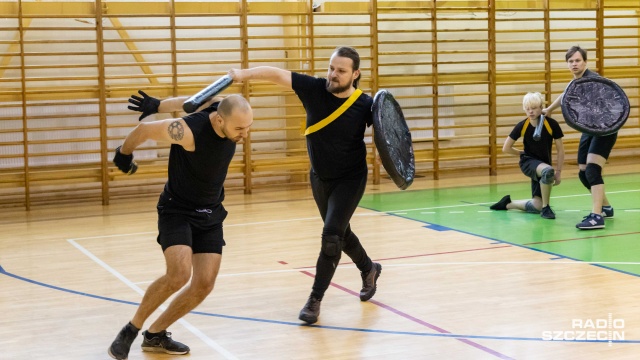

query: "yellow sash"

left=303, top=89, right=363, bottom=136
left=521, top=117, right=553, bottom=138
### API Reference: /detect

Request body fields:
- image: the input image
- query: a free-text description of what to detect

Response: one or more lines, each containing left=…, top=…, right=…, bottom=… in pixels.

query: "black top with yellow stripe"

left=292, top=72, right=373, bottom=180
left=509, top=116, right=564, bottom=165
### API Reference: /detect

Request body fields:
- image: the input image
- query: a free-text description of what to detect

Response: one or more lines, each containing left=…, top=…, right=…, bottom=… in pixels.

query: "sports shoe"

left=141, top=330, right=190, bottom=355
left=601, top=206, right=614, bottom=219
left=540, top=205, right=556, bottom=219
left=576, top=213, right=605, bottom=230
left=299, top=296, right=321, bottom=324
left=490, top=195, right=511, bottom=210
left=360, top=262, right=382, bottom=301
left=108, top=322, right=139, bottom=360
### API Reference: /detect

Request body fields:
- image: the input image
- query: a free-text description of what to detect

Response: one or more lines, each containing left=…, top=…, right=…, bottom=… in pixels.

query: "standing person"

left=228, top=46, right=381, bottom=324
left=108, top=94, right=253, bottom=359
left=490, top=92, right=565, bottom=218
left=543, top=46, right=616, bottom=230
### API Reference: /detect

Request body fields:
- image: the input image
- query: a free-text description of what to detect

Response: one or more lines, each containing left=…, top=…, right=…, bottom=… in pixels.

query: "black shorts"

left=519, top=154, right=544, bottom=198
left=156, top=193, right=227, bottom=254
left=577, top=132, right=617, bottom=164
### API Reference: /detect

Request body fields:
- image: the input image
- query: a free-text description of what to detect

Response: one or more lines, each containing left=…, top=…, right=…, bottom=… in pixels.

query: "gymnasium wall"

left=0, top=0, right=638, bottom=208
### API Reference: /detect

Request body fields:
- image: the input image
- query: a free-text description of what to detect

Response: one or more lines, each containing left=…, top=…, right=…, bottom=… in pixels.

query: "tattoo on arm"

left=167, top=121, right=184, bottom=141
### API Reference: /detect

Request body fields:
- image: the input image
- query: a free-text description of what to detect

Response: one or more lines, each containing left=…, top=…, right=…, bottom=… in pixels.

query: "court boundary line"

left=382, top=210, right=640, bottom=279
left=362, top=188, right=640, bottom=214
left=296, top=269, right=515, bottom=359
left=1, top=264, right=638, bottom=346
left=67, top=239, right=239, bottom=360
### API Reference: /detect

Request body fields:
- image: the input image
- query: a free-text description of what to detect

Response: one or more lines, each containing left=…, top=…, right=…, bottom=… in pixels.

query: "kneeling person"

left=490, top=92, right=565, bottom=219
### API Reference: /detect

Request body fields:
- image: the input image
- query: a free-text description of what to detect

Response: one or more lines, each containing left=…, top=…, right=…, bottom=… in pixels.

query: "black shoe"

left=602, top=206, right=614, bottom=219
left=490, top=195, right=511, bottom=210
left=108, top=322, right=139, bottom=360
left=141, top=330, right=190, bottom=355
left=298, top=296, right=321, bottom=324
left=360, top=262, right=382, bottom=301
left=576, top=213, right=605, bottom=230
left=541, top=205, right=556, bottom=219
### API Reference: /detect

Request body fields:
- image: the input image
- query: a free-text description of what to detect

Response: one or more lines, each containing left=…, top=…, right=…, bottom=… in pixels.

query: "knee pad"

left=525, top=200, right=540, bottom=214
left=321, top=235, right=342, bottom=257
left=540, top=167, right=555, bottom=185
left=585, top=163, right=604, bottom=186
left=578, top=169, right=591, bottom=190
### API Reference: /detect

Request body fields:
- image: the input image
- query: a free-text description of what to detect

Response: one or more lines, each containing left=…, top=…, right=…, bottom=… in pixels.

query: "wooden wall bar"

left=0, top=0, right=638, bottom=209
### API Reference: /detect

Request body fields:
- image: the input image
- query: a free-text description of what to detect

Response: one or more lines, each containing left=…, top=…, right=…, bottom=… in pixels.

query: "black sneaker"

left=108, top=322, right=139, bottom=360
left=576, top=213, right=605, bottom=230
left=299, top=296, right=321, bottom=324
left=602, top=206, right=614, bottom=219
left=141, top=330, right=190, bottom=355
left=490, top=195, right=511, bottom=210
left=360, top=262, right=382, bottom=301
left=541, top=205, right=556, bottom=219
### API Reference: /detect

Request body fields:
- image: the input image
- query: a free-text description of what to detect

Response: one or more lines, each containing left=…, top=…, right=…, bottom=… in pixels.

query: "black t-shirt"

left=291, top=72, right=373, bottom=180
left=509, top=116, right=564, bottom=165
left=163, top=103, right=236, bottom=209
left=581, top=68, right=599, bottom=78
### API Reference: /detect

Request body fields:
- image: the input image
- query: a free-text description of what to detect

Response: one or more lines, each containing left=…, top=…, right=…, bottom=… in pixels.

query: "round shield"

left=561, top=76, right=630, bottom=136
left=372, top=90, right=415, bottom=190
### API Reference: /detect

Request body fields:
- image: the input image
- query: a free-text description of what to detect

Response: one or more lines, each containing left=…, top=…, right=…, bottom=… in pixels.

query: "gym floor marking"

left=67, top=239, right=239, bottom=360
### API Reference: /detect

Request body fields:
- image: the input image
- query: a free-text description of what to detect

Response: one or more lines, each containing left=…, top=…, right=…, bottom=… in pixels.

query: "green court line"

left=360, top=173, right=640, bottom=276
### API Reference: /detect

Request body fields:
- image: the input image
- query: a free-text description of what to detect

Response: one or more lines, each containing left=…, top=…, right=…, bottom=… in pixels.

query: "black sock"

left=145, top=330, right=164, bottom=339
left=490, top=195, right=511, bottom=210
left=127, top=322, right=140, bottom=332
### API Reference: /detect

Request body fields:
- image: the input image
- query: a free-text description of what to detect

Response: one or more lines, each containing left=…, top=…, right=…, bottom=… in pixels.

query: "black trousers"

left=309, top=168, right=373, bottom=299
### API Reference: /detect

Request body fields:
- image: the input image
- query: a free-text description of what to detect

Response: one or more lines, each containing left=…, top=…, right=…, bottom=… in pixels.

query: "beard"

left=326, top=79, right=351, bottom=94
left=221, top=126, right=243, bottom=143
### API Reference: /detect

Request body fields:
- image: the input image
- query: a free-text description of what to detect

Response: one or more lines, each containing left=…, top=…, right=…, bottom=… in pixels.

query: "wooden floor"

left=2, top=164, right=640, bottom=360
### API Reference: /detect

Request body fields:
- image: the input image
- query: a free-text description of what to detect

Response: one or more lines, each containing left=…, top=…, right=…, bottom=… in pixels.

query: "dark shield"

left=372, top=90, right=415, bottom=190
left=561, top=77, right=630, bottom=136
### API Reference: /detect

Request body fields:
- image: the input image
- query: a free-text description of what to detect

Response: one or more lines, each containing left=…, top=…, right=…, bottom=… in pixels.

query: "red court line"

left=523, top=231, right=640, bottom=245
left=293, top=245, right=512, bottom=269
left=297, top=269, right=515, bottom=360
left=373, top=245, right=513, bottom=262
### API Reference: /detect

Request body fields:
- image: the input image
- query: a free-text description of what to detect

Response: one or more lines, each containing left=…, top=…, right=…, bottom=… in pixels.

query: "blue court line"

left=0, top=264, right=138, bottom=306
left=360, top=205, right=640, bottom=279
left=1, top=264, right=639, bottom=344
left=423, top=223, right=453, bottom=231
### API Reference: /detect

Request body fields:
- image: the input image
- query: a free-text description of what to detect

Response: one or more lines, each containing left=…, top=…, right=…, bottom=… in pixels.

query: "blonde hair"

left=522, top=92, right=544, bottom=110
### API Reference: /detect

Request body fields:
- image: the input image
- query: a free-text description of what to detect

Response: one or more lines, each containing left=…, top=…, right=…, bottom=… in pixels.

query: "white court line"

left=66, top=213, right=391, bottom=243
left=383, top=189, right=640, bottom=214
left=67, top=239, right=239, bottom=360
left=67, top=232, right=156, bottom=241
left=65, top=188, right=640, bottom=243
left=387, top=261, right=640, bottom=266
left=126, top=261, right=640, bottom=284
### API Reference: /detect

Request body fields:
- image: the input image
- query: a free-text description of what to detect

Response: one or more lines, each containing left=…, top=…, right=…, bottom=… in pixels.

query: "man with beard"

left=108, top=94, right=253, bottom=359
left=228, top=46, right=381, bottom=324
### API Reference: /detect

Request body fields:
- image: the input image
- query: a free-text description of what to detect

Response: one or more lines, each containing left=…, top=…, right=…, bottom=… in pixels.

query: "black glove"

left=127, top=90, right=160, bottom=121
left=113, top=146, right=138, bottom=175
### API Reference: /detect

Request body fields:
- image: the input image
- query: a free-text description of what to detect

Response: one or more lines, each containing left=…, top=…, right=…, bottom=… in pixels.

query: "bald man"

left=108, top=94, right=253, bottom=359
